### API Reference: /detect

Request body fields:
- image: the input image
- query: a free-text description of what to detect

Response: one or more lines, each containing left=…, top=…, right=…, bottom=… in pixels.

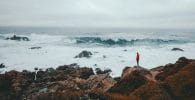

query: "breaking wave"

left=75, top=37, right=187, bottom=46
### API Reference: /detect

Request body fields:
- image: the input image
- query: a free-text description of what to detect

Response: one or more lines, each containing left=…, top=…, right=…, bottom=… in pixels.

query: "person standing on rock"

left=136, top=52, right=140, bottom=67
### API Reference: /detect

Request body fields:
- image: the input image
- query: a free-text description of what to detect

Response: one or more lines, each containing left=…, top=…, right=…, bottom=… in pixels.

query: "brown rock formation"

left=0, top=57, right=195, bottom=100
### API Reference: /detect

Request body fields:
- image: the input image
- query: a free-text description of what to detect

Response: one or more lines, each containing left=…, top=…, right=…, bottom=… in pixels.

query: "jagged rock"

left=129, top=81, right=169, bottom=100
left=113, top=77, right=121, bottom=82
left=56, top=64, right=78, bottom=71
left=155, top=57, right=193, bottom=81
left=0, top=58, right=195, bottom=100
left=5, top=35, right=30, bottom=41
left=45, top=68, right=55, bottom=73
left=121, top=66, right=150, bottom=79
left=150, top=66, right=164, bottom=71
left=108, top=66, right=151, bottom=95
left=164, top=61, right=195, bottom=99
left=56, top=65, right=94, bottom=79
left=84, top=74, right=116, bottom=92
left=75, top=50, right=92, bottom=58
left=36, top=70, right=45, bottom=79
left=108, top=70, right=146, bottom=95
left=34, top=67, right=38, bottom=71
left=73, top=67, right=94, bottom=79
left=171, top=48, right=184, bottom=51
left=22, top=70, right=35, bottom=80
left=95, top=68, right=112, bottom=74
left=128, top=59, right=194, bottom=100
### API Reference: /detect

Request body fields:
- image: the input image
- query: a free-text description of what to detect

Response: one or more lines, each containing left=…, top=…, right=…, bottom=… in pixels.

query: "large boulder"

left=6, top=35, right=30, bottom=41
left=75, top=50, right=93, bottom=58
left=121, top=66, right=151, bottom=79
left=129, top=81, right=169, bottom=100
left=108, top=67, right=147, bottom=95
left=0, top=70, right=34, bottom=100
left=164, top=61, right=195, bottom=100
left=155, top=57, right=193, bottom=81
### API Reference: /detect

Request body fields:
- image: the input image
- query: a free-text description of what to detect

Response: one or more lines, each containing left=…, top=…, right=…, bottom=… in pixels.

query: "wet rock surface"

left=5, top=35, right=30, bottom=41
left=0, top=63, right=5, bottom=68
left=0, top=57, right=195, bottom=100
left=95, top=68, right=112, bottom=74
left=75, top=50, right=93, bottom=58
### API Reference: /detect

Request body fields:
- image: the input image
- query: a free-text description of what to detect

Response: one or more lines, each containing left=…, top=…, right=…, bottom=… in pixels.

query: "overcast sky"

left=0, top=0, right=195, bottom=29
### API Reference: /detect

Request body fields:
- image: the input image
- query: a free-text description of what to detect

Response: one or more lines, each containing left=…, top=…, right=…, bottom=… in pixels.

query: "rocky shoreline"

left=0, top=57, right=195, bottom=100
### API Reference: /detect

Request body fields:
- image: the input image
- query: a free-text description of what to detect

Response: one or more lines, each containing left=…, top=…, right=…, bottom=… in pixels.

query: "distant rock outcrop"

left=5, top=35, right=30, bottom=41
left=75, top=50, right=93, bottom=58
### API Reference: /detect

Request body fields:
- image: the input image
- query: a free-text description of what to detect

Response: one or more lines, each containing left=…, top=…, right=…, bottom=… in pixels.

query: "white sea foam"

left=0, top=32, right=195, bottom=76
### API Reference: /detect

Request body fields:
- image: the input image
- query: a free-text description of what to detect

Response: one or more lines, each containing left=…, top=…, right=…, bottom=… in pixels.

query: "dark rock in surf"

left=29, top=47, right=42, bottom=49
left=0, top=63, right=5, bottom=68
left=5, top=35, right=30, bottom=41
left=171, top=48, right=184, bottom=52
left=75, top=50, right=93, bottom=58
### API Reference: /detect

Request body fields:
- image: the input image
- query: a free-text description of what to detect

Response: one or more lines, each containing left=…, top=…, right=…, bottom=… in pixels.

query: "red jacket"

left=136, top=52, right=140, bottom=61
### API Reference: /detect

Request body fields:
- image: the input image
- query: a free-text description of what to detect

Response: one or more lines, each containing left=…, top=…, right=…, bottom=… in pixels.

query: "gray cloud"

left=0, top=0, right=195, bottom=29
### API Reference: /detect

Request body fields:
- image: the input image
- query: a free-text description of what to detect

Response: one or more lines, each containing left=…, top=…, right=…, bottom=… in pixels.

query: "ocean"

left=0, top=27, right=195, bottom=76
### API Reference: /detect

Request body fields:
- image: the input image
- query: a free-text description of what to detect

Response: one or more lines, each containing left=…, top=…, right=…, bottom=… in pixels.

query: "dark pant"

left=136, top=60, right=139, bottom=66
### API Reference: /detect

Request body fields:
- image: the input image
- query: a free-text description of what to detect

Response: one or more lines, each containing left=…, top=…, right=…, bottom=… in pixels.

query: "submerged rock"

left=5, top=35, right=30, bottom=41
left=171, top=48, right=184, bottom=51
left=75, top=50, right=93, bottom=58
